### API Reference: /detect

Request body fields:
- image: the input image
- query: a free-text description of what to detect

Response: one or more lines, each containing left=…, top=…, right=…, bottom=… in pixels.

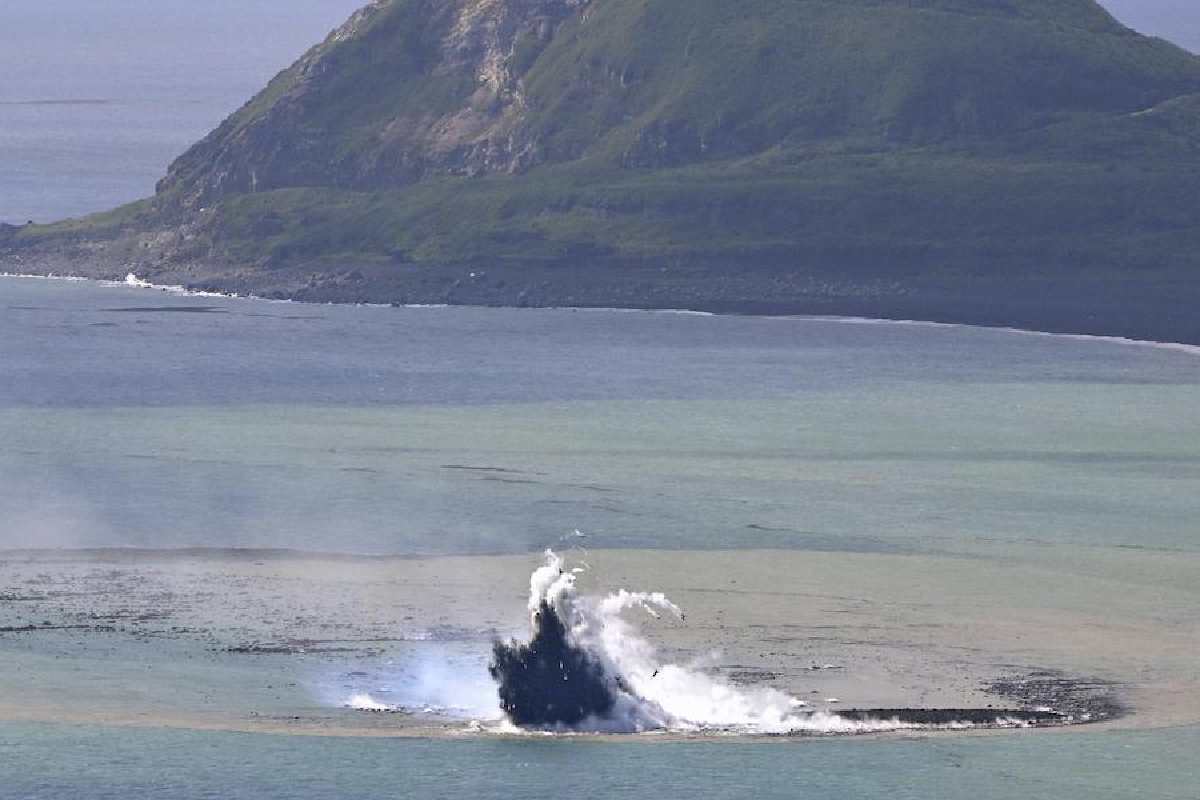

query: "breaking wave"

left=114, top=272, right=237, bottom=298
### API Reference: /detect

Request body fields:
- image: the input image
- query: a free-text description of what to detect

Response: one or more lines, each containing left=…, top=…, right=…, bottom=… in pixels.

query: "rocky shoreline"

left=6, top=0, right=1200, bottom=357
left=4, top=244, right=1200, bottom=347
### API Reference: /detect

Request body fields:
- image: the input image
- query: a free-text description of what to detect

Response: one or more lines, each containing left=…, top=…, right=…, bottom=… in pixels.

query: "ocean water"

left=3, top=264, right=1199, bottom=799
left=4, top=2, right=1199, bottom=795
left=1, top=722, right=1197, bottom=800
left=1, top=276, right=1197, bottom=557
left=0, top=0, right=363, bottom=224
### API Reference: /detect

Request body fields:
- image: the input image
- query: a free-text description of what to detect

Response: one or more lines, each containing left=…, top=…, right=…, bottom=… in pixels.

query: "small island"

left=5, top=0, right=1200, bottom=343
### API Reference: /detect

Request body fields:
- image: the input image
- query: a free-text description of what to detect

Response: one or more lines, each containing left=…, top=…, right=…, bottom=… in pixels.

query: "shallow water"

left=2, top=276, right=1198, bottom=793
left=1, top=722, right=1197, bottom=800
left=1, top=277, right=1197, bottom=556
left=4, top=2, right=1199, bottom=792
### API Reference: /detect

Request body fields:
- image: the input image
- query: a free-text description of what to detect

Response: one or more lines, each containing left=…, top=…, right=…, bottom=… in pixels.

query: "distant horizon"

left=0, top=0, right=364, bottom=224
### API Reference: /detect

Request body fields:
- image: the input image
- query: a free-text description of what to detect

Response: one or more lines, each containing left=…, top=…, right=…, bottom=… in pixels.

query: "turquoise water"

left=2, top=276, right=1198, bottom=796
left=4, top=3, right=1199, bottom=793
left=1, top=277, right=1197, bottom=556
left=1, top=722, right=1197, bottom=800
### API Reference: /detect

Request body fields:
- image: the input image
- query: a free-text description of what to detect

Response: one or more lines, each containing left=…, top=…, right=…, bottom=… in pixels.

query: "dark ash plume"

left=488, top=601, right=624, bottom=727
left=483, top=550, right=1072, bottom=735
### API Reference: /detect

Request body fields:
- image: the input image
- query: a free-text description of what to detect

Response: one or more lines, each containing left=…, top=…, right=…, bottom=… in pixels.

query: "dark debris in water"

left=833, top=708, right=1063, bottom=726
left=102, top=306, right=225, bottom=313
left=986, top=669, right=1124, bottom=724
left=0, top=592, right=48, bottom=602
left=0, top=623, right=102, bottom=633
left=224, top=640, right=360, bottom=655
left=723, top=668, right=783, bottom=685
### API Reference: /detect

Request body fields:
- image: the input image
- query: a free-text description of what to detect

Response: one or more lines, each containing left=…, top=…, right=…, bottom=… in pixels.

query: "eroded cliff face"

left=152, top=0, right=1200, bottom=218
left=408, top=0, right=593, bottom=173
left=157, top=0, right=590, bottom=212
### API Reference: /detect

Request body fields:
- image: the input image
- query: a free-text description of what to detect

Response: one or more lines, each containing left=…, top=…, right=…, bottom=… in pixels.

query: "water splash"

left=489, top=551, right=926, bottom=734
left=345, top=693, right=391, bottom=712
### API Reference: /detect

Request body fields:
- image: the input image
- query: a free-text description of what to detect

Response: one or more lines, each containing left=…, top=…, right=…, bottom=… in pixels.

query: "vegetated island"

left=4, top=0, right=1200, bottom=344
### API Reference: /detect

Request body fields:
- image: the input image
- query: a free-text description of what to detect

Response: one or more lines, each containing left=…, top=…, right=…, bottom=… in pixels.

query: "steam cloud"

left=487, top=551, right=918, bottom=734
left=339, top=550, right=1055, bottom=734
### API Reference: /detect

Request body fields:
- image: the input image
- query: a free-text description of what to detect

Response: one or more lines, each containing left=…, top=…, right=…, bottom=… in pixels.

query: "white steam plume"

left=526, top=550, right=920, bottom=734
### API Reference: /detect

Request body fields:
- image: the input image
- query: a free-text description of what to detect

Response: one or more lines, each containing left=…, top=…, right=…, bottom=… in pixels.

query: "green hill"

left=6, top=0, right=1200, bottom=341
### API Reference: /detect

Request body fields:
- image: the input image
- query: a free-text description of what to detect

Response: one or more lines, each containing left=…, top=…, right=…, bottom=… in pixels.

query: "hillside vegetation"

left=6, top=0, right=1200, bottom=341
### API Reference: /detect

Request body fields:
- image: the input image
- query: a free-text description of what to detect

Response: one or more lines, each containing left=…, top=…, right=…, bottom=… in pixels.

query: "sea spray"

left=338, top=550, right=1062, bottom=734
left=334, top=647, right=504, bottom=719
left=488, top=550, right=919, bottom=734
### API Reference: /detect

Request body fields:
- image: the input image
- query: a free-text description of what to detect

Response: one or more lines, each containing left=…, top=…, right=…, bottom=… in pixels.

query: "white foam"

left=6, top=272, right=1193, bottom=356
left=333, top=550, right=1045, bottom=736
left=344, top=693, right=391, bottom=711
left=522, top=550, right=953, bottom=735
left=791, top=314, right=1200, bottom=357
left=0, top=271, right=88, bottom=282
left=1, top=270, right=260, bottom=301
left=107, top=272, right=236, bottom=298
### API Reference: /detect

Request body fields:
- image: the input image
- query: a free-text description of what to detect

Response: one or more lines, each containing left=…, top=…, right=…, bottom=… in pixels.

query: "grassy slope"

left=204, top=146, right=1200, bottom=276
left=517, top=0, right=1193, bottom=157
left=154, top=0, right=1200, bottom=186
left=8, top=0, right=1200, bottom=338
left=194, top=0, right=1200, bottom=273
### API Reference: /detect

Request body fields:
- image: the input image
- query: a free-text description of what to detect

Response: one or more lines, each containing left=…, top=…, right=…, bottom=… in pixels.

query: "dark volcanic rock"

left=987, top=670, right=1125, bottom=723
left=834, top=708, right=1063, bottom=727
left=488, top=601, right=620, bottom=727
